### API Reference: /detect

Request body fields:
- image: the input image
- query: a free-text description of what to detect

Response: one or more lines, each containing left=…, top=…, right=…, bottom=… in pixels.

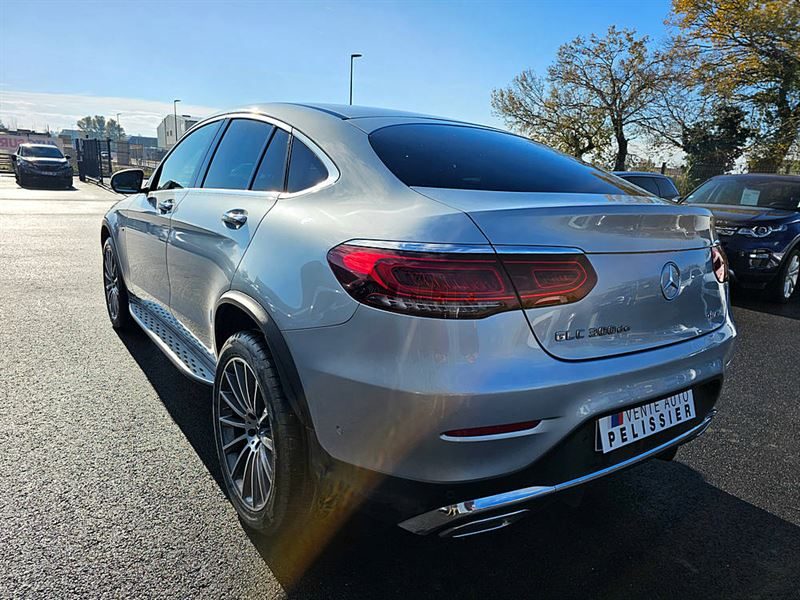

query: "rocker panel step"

left=129, top=298, right=216, bottom=385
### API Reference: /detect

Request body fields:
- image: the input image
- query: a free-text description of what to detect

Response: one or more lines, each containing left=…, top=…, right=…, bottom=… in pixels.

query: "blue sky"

left=1, top=0, right=675, bottom=135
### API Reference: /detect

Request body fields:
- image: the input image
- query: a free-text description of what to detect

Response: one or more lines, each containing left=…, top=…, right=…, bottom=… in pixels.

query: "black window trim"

left=248, top=127, right=290, bottom=193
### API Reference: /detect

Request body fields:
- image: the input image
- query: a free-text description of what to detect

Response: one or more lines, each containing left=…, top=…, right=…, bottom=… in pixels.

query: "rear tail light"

left=327, top=242, right=597, bottom=319
left=711, top=245, right=728, bottom=283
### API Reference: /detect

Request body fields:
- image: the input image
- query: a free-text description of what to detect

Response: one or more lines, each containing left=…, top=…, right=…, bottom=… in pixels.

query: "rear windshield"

left=368, top=123, right=638, bottom=195
left=684, top=177, right=800, bottom=211
left=20, top=145, right=63, bottom=158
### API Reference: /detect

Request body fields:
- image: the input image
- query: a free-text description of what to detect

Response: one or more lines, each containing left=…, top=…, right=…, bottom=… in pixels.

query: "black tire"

left=17, top=174, right=26, bottom=188
left=102, top=237, right=131, bottom=329
left=656, top=446, right=679, bottom=461
left=213, top=331, right=310, bottom=536
left=767, top=249, right=799, bottom=304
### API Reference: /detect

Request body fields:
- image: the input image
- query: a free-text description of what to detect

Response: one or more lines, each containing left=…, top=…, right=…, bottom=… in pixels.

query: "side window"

left=627, top=176, right=660, bottom=197
left=286, top=138, right=328, bottom=193
left=156, top=121, right=221, bottom=191
left=252, top=128, right=290, bottom=192
left=203, top=119, right=274, bottom=190
left=656, top=178, right=679, bottom=198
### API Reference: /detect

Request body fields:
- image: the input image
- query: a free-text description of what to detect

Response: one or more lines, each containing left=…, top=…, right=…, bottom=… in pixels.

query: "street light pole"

left=172, top=99, right=181, bottom=147
left=349, top=53, right=362, bottom=105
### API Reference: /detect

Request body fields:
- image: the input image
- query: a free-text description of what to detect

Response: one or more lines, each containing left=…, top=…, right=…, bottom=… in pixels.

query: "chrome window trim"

left=398, top=410, right=716, bottom=535
left=158, top=111, right=339, bottom=197
left=278, top=127, right=340, bottom=199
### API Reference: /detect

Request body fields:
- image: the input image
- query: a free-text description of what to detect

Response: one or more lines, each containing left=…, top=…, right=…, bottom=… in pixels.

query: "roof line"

left=285, top=103, right=348, bottom=119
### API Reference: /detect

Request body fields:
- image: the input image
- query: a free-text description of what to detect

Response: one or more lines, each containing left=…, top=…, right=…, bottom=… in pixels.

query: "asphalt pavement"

left=0, top=175, right=798, bottom=599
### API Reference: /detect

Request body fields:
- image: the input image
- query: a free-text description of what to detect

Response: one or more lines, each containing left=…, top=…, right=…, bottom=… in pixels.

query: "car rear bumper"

left=399, top=408, right=716, bottom=536
left=283, top=305, right=737, bottom=485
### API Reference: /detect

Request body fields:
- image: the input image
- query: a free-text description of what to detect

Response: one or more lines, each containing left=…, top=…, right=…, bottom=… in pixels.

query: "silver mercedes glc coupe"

left=102, top=104, right=736, bottom=539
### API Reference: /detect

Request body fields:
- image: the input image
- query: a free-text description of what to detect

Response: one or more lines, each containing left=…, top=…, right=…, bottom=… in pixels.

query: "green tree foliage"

left=683, top=104, right=751, bottom=187
left=671, top=0, right=800, bottom=172
left=76, top=115, right=125, bottom=140
left=491, top=70, right=611, bottom=161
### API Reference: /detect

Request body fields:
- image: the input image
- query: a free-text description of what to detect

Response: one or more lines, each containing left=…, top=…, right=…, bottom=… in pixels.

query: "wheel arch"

left=100, top=219, right=112, bottom=245
left=214, top=291, right=312, bottom=427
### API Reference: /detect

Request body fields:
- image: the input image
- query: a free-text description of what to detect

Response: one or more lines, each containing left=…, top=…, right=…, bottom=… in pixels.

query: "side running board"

left=128, top=297, right=216, bottom=385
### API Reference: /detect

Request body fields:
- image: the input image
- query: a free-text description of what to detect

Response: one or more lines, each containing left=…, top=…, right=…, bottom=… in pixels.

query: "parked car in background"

left=101, top=104, right=736, bottom=539
left=12, top=143, right=73, bottom=189
left=613, top=171, right=680, bottom=201
left=682, top=174, right=800, bottom=303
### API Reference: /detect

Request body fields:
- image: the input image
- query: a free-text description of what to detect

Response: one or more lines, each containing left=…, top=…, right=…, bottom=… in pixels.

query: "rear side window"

left=156, top=121, right=221, bottom=190
left=203, top=119, right=274, bottom=190
left=369, top=123, right=638, bottom=194
left=252, top=128, right=290, bottom=192
left=656, top=177, right=679, bottom=198
left=626, top=176, right=661, bottom=197
left=286, top=138, right=328, bottom=193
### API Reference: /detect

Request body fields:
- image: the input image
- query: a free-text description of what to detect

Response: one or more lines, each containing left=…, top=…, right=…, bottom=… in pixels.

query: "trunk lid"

left=415, top=188, right=727, bottom=360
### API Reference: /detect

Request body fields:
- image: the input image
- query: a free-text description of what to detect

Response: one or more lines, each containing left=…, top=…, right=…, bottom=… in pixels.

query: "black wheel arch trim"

left=214, top=290, right=313, bottom=428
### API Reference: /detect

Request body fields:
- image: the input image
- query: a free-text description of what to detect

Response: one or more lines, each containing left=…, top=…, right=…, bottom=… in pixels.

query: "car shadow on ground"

left=731, top=287, right=800, bottom=320
left=117, top=327, right=800, bottom=599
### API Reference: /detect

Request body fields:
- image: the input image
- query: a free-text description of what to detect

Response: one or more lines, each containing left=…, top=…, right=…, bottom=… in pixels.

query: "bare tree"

left=491, top=70, right=611, bottom=161
left=494, top=27, right=675, bottom=170
left=548, top=26, right=675, bottom=170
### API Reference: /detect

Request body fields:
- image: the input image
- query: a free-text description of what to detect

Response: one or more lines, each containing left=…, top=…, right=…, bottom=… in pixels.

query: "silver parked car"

left=102, top=104, right=736, bottom=538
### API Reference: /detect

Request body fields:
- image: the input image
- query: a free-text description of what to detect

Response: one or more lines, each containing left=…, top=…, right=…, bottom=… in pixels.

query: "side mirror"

left=64, top=155, right=72, bottom=160
left=111, top=168, right=145, bottom=194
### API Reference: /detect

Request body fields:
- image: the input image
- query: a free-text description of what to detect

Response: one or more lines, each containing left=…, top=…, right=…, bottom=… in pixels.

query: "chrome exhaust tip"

left=438, top=509, right=529, bottom=539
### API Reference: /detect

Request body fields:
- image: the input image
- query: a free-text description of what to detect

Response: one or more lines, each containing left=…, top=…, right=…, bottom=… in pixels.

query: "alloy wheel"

left=103, top=243, right=120, bottom=320
left=217, top=357, right=276, bottom=511
left=784, top=254, right=799, bottom=299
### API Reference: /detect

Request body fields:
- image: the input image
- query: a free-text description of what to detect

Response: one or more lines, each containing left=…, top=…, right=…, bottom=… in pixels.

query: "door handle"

left=222, top=209, right=248, bottom=229
left=157, top=199, right=174, bottom=214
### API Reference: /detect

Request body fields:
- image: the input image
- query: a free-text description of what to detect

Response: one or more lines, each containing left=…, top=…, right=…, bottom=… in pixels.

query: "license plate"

left=41, top=171, right=59, bottom=176
left=596, top=390, right=696, bottom=454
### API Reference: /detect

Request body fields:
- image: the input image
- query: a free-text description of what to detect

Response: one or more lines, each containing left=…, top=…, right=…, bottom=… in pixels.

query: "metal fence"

left=109, top=140, right=164, bottom=177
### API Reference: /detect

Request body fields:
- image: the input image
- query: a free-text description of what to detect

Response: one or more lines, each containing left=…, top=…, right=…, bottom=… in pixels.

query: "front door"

left=118, top=120, right=223, bottom=308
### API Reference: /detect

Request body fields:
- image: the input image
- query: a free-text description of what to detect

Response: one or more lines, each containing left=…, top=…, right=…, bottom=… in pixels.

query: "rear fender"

left=214, top=290, right=312, bottom=428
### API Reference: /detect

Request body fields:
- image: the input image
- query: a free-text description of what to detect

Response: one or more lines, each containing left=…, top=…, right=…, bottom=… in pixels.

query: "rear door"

left=166, top=118, right=291, bottom=352
left=118, top=120, right=222, bottom=306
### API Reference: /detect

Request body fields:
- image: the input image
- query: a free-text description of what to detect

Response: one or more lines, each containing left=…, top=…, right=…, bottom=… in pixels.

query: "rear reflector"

left=327, top=243, right=597, bottom=318
left=442, top=420, right=541, bottom=439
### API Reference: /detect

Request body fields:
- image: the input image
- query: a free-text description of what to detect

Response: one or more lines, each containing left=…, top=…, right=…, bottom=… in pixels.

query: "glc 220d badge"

left=555, top=325, right=632, bottom=342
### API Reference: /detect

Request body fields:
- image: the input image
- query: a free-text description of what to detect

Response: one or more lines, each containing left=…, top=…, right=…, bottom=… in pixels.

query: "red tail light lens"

left=327, top=243, right=597, bottom=318
left=501, top=254, right=597, bottom=309
left=711, top=245, right=728, bottom=283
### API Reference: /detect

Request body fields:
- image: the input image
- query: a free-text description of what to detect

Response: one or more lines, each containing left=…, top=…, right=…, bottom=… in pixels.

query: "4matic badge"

left=555, top=324, right=631, bottom=342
